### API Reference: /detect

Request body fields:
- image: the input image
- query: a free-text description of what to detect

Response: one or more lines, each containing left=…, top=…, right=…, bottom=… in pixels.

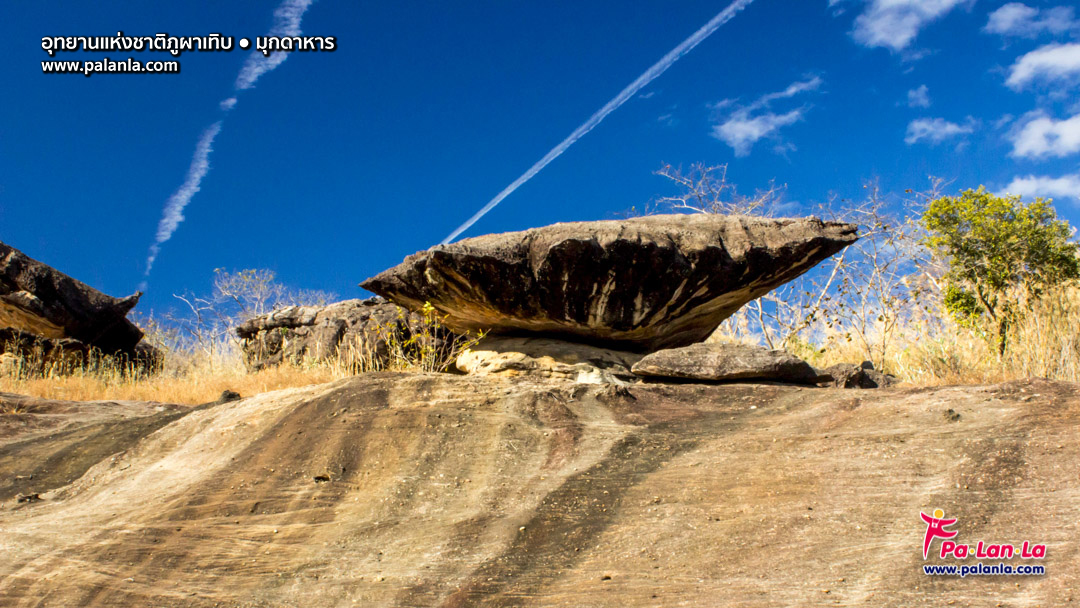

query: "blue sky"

left=4, top=1, right=1080, bottom=314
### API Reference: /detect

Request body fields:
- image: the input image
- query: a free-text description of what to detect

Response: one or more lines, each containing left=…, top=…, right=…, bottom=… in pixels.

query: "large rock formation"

left=0, top=241, right=143, bottom=355
left=236, top=297, right=459, bottom=371
left=362, top=214, right=856, bottom=351
left=1, top=375, right=1076, bottom=606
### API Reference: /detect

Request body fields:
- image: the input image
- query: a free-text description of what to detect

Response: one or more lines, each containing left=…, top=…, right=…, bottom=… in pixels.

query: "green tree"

left=922, top=187, right=1079, bottom=355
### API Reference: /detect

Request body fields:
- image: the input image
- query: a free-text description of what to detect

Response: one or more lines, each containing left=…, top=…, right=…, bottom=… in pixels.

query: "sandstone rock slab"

left=631, top=342, right=821, bottom=384
left=362, top=214, right=856, bottom=351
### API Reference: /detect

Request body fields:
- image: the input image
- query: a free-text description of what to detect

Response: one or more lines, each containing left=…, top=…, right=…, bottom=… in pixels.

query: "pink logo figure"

left=921, top=509, right=958, bottom=559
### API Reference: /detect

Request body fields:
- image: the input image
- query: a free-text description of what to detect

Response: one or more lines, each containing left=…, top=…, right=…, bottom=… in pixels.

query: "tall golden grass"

left=714, top=282, right=1080, bottom=386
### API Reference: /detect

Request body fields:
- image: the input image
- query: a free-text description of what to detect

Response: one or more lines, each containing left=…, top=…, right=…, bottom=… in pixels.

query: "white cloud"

left=1006, top=42, right=1080, bottom=90
left=219, top=97, right=238, bottom=111
left=235, top=0, right=314, bottom=90
left=847, top=0, right=970, bottom=52
left=984, top=3, right=1078, bottom=38
left=1010, top=111, right=1080, bottom=158
left=714, top=110, right=805, bottom=156
left=907, top=84, right=931, bottom=108
left=709, top=76, right=823, bottom=156
left=1005, top=172, right=1080, bottom=201
left=904, top=117, right=975, bottom=145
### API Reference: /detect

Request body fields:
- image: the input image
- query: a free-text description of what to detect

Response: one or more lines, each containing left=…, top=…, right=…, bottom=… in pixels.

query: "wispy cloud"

left=984, top=3, right=1078, bottom=38
left=907, top=84, right=931, bottom=108
left=1005, top=172, right=1080, bottom=202
left=236, top=0, right=314, bottom=90
left=1010, top=111, right=1080, bottom=158
left=904, top=116, right=975, bottom=145
left=709, top=76, right=823, bottom=157
left=842, top=0, right=969, bottom=52
left=1006, top=42, right=1080, bottom=90
left=144, top=122, right=223, bottom=277
left=219, top=97, right=238, bottom=111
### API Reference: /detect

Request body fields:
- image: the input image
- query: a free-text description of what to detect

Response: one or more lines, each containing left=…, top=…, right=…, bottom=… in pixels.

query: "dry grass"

left=0, top=362, right=344, bottom=405
left=714, top=282, right=1080, bottom=386
left=0, top=301, right=483, bottom=405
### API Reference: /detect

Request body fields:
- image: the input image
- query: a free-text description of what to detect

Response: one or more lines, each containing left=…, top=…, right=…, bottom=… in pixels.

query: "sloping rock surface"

left=631, top=342, right=821, bottom=383
left=362, top=214, right=857, bottom=351
left=1, top=375, right=1077, bottom=607
left=0, top=241, right=142, bottom=354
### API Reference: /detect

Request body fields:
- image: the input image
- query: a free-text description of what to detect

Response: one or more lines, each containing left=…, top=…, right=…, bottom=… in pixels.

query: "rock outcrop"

left=455, top=336, right=642, bottom=383
left=362, top=214, right=857, bottom=351
left=631, top=342, right=821, bottom=384
left=236, top=298, right=459, bottom=371
left=0, top=240, right=144, bottom=357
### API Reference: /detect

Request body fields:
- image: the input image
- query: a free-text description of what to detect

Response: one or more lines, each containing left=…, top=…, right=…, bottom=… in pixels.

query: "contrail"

left=440, top=0, right=758, bottom=244
left=142, top=0, right=314, bottom=287
left=143, top=121, right=222, bottom=283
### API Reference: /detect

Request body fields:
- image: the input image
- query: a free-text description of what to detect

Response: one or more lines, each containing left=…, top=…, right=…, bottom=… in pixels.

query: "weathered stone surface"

left=455, top=336, right=643, bottom=384
left=0, top=241, right=143, bottom=354
left=362, top=214, right=857, bottom=351
left=1, top=375, right=1077, bottom=607
left=631, top=342, right=821, bottom=384
left=236, top=297, right=460, bottom=371
left=823, top=361, right=897, bottom=389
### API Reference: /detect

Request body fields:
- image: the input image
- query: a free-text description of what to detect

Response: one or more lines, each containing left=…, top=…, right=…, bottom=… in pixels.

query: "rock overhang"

left=363, top=214, right=857, bottom=351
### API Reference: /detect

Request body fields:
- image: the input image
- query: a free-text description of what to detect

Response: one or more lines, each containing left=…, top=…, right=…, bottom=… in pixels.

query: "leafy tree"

left=922, top=187, right=1079, bottom=355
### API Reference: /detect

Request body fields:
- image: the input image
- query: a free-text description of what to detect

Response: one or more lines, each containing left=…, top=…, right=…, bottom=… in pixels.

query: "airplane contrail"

left=142, top=0, right=314, bottom=287
left=440, top=0, right=758, bottom=245
left=143, top=121, right=222, bottom=283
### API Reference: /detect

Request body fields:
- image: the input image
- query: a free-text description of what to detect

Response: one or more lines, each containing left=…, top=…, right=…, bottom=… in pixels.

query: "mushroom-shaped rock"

left=362, top=214, right=857, bottom=351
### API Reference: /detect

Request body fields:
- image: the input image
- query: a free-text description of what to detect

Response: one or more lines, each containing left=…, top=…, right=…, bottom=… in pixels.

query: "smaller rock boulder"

left=455, top=336, right=643, bottom=384
left=631, top=342, right=820, bottom=384
left=821, top=361, right=896, bottom=389
left=236, top=298, right=461, bottom=371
